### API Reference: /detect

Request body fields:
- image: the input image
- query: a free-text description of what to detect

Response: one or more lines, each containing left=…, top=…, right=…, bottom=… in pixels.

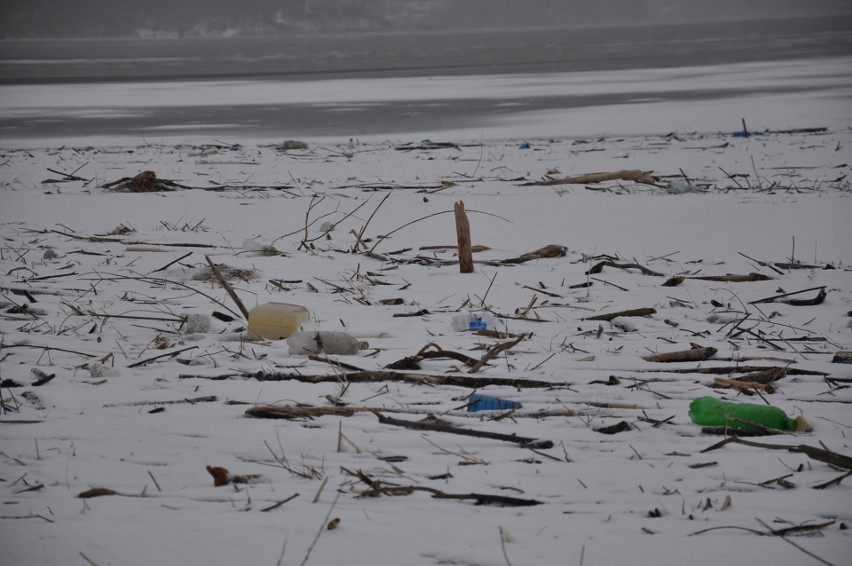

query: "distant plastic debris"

left=242, top=238, right=280, bottom=256
left=278, top=140, right=308, bottom=151
left=518, top=142, right=531, bottom=150
left=287, top=330, right=365, bottom=355
left=184, top=314, right=212, bottom=334
left=43, top=249, right=58, bottom=259
left=732, top=130, right=763, bottom=138
left=452, top=312, right=498, bottom=332
left=666, top=180, right=696, bottom=194
left=733, top=117, right=763, bottom=138
left=467, top=393, right=522, bottom=412
left=395, top=140, right=461, bottom=151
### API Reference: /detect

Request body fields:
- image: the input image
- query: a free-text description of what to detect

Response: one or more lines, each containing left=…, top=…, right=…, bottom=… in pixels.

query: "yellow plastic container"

left=247, top=302, right=310, bottom=340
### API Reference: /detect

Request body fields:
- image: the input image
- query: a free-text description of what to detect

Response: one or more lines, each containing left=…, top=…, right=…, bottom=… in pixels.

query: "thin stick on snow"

left=205, top=255, right=250, bottom=320
left=499, top=526, right=514, bottom=566
left=299, top=492, right=341, bottom=566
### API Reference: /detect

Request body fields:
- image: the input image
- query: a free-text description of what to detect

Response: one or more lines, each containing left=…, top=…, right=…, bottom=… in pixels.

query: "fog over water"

left=2, top=0, right=851, bottom=38
left=1, top=1, right=850, bottom=141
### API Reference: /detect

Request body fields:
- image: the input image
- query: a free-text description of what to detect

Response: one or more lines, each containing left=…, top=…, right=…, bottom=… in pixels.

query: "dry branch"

left=246, top=405, right=381, bottom=419
left=587, top=261, right=663, bottom=277
left=104, top=395, right=217, bottom=408
left=358, top=484, right=542, bottom=507
left=127, top=345, right=198, bottom=368
left=180, top=369, right=569, bottom=389
left=486, top=244, right=568, bottom=265
left=385, top=344, right=480, bottom=370
left=701, top=436, right=852, bottom=471
left=374, top=412, right=553, bottom=449
left=469, top=334, right=527, bottom=373
left=750, top=286, right=827, bottom=305
left=585, top=307, right=656, bottom=322
left=713, top=377, right=776, bottom=393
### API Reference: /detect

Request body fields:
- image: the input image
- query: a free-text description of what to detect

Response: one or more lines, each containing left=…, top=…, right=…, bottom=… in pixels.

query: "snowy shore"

left=2, top=60, right=852, bottom=566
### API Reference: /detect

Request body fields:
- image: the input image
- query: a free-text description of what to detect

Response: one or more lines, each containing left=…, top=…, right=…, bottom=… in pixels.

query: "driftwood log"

left=521, top=169, right=658, bottom=186
left=644, top=345, right=717, bottom=363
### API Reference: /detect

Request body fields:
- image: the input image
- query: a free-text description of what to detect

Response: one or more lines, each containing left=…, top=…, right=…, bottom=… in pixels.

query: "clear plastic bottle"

left=287, top=330, right=365, bottom=356
left=688, top=397, right=809, bottom=432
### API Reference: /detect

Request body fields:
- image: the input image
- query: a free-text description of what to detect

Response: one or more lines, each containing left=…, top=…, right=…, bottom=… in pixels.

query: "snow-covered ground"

left=1, top=57, right=851, bottom=566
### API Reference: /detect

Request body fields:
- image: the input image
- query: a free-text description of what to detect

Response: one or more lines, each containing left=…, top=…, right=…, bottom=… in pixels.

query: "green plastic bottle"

left=689, top=397, right=806, bottom=432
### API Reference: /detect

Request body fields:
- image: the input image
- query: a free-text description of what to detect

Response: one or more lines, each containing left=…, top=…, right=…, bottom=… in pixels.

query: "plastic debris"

left=278, top=140, right=308, bottom=151
left=247, top=303, right=310, bottom=340
left=732, top=130, right=763, bottom=137
left=184, top=314, right=212, bottom=334
left=43, top=249, right=58, bottom=259
left=467, top=393, right=522, bottom=412
left=242, top=238, right=280, bottom=256
left=518, top=142, right=531, bottom=149
left=689, top=396, right=810, bottom=432
left=287, top=330, right=365, bottom=355
left=666, top=180, right=696, bottom=194
left=451, top=312, right=498, bottom=332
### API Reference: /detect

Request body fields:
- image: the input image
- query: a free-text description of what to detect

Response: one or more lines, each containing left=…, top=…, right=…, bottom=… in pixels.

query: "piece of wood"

left=832, top=351, right=852, bottom=364
left=454, top=201, right=474, bottom=273
left=246, top=405, right=363, bottom=419
left=644, top=346, right=717, bottom=363
left=587, top=261, right=663, bottom=277
left=585, top=307, right=656, bottom=322
left=688, top=272, right=772, bottom=282
left=737, top=367, right=788, bottom=384
left=374, top=412, right=553, bottom=449
left=521, top=169, right=657, bottom=186
left=385, top=349, right=480, bottom=370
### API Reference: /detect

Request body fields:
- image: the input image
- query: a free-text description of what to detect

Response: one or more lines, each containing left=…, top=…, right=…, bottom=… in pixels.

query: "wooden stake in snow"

left=454, top=200, right=474, bottom=273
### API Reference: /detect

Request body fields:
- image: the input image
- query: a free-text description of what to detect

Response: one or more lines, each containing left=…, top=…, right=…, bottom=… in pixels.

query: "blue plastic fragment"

left=519, top=142, right=531, bottom=149
left=467, top=393, right=522, bottom=412
left=43, top=249, right=57, bottom=259
left=468, top=317, right=488, bottom=330
left=732, top=131, right=763, bottom=137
